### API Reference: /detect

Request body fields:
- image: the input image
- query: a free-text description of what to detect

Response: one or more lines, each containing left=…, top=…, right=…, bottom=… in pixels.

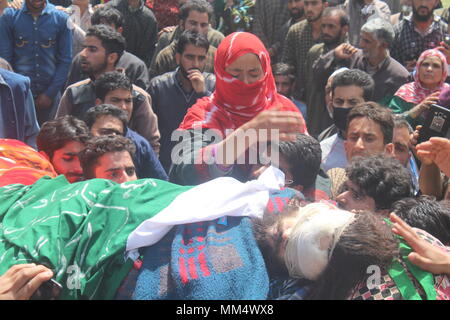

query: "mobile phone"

left=30, top=278, right=63, bottom=300
left=444, top=34, right=450, bottom=46
left=417, top=104, right=450, bottom=143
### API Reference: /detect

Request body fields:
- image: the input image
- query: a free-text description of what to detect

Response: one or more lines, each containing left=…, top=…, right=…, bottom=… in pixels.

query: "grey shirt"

left=148, top=69, right=216, bottom=171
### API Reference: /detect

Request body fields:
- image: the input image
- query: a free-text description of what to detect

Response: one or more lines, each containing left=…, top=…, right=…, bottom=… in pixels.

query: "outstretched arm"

left=390, top=213, right=450, bottom=276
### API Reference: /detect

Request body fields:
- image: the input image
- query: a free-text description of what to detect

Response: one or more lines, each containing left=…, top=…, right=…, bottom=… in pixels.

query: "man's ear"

left=175, top=52, right=181, bottom=66
left=117, top=26, right=123, bottom=34
left=107, top=52, right=119, bottom=67
left=385, top=142, right=395, bottom=156
left=95, top=98, right=102, bottom=106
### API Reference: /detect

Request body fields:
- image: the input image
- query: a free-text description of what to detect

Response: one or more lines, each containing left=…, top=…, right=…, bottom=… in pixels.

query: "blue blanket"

left=132, top=216, right=269, bottom=300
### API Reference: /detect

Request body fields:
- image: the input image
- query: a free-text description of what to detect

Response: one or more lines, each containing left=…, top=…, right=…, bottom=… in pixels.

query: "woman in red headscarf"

left=170, top=32, right=308, bottom=185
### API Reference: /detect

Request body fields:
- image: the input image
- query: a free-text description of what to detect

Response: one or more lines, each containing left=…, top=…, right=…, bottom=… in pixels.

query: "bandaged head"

left=284, top=202, right=356, bottom=280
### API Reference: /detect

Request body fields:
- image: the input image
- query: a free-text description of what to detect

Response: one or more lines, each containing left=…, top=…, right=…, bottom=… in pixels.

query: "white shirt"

left=320, top=133, right=348, bottom=172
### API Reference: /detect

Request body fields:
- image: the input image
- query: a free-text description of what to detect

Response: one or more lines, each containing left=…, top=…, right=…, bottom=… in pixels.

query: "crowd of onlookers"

left=0, top=0, right=449, bottom=300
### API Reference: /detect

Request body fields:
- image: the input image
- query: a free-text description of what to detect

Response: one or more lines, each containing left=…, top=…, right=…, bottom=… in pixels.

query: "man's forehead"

left=322, top=15, right=340, bottom=25
left=105, top=88, right=132, bottom=99
left=85, top=36, right=103, bottom=47
left=186, top=10, right=209, bottom=22
left=275, top=75, right=292, bottom=84
left=333, top=85, right=364, bottom=99
left=57, top=141, right=85, bottom=154
left=182, top=45, right=208, bottom=57
left=348, top=117, right=383, bottom=135
left=393, top=126, right=410, bottom=142
left=97, top=151, right=134, bottom=168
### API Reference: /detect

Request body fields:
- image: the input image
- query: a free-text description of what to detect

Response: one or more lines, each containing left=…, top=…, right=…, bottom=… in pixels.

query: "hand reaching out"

left=390, top=213, right=450, bottom=276
left=0, top=264, right=53, bottom=300
left=416, top=137, right=450, bottom=177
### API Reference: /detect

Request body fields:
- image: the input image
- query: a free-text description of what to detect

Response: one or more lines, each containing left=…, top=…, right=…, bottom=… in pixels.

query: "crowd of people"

left=0, top=0, right=449, bottom=300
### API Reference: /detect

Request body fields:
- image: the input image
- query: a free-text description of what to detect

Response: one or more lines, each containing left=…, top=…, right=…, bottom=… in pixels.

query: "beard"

left=252, top=215, right=290, bottom=279
left=251, top=197, right=306, bottom=279
left=179, top=64, right=202, bottom=79
left=80, top=58, right=108, bottom=77
left=322, top=34, right=342, bottom=46
left=412, top=6, right=433, bottom=22
left=290, top=8, right=305, bottom=20
left=306, top=11, right=322, bottom=23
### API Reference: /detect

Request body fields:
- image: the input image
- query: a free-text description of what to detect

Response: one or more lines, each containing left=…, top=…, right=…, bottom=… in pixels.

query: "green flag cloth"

left=0, top=175, right=192, bottom=299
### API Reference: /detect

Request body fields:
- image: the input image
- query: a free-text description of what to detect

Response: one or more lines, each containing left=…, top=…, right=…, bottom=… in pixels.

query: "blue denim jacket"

left=0, top=69, right=40, bottom=149
left=0, top=1, right=72, bottom=98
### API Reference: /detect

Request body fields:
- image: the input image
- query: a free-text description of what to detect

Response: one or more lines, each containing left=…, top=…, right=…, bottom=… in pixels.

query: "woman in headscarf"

left=169, top=32, right=307, bottom=185
left=388, top=49, right=449, bottom=128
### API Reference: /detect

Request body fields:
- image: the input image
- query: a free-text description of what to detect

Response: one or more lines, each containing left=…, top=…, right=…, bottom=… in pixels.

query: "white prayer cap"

left=284, top=202, right=356, bottom=280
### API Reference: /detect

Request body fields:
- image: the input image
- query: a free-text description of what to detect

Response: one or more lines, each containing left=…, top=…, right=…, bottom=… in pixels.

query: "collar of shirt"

left=363, top=55, right=389, bottom=74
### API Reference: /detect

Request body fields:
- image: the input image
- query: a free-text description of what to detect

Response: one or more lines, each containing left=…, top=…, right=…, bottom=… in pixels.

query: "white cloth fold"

left=125, top=166, right=285, bottom=259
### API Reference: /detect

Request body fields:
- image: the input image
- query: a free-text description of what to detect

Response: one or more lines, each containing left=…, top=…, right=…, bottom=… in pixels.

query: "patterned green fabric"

left=0, top=175, right=192, bottom=299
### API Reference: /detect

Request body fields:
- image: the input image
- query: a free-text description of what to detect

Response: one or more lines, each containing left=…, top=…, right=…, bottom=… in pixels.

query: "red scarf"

left=178, top=32, right=307, bottom=135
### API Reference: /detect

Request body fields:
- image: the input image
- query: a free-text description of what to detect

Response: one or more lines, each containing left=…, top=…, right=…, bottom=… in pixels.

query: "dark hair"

left=85, top=25, right=126, bottom=64
left=345, top=155, right=413, bottom=211
left=94, top=71, right=133, bottom=101
left=84, top=104, right=129, bottom=132
left=306, top=212, right=399, bottom=299
left=278, top=134, right=322, bottom=188
left=347, top=102, right=394, bottom=145
left=78, top=135, right=135, bottom=179
left=331, top=69, right=374, bottom=101
left=253, top=198, right=308, bottom=278
left=322, top=7, right=349, bottom=27
left=392, top=197, right=450, bottom=245
left=176, top=30, right=210, bottom=55
left=90, top=7, right=124, bottom=29
left=37, top=116, right=90, bottom=159
left=272, top=63, right=296, bottom=82
left=179, top=0, right=214, bottom=22
left=393, top=116, right=413, bottom=133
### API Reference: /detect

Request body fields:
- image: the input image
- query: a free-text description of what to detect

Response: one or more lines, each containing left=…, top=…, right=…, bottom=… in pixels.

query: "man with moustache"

left=391, top=0, right=449, bottom=71
left=0, top=0, right=72, bottom=125
left=36, top=115, right=90, bottom=183
left=148, top=31, right=215, bottom=172
left=271, top=0, right=306, bottom=63
left=56, top=25, right=161, bottom=153
left=149, top=0, right=221, bottom=78
left=304, top=7, right=349, bottom=137
left=312, top=17, right=409, bottom=106
left=282, top=0, right=328, bottom=100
